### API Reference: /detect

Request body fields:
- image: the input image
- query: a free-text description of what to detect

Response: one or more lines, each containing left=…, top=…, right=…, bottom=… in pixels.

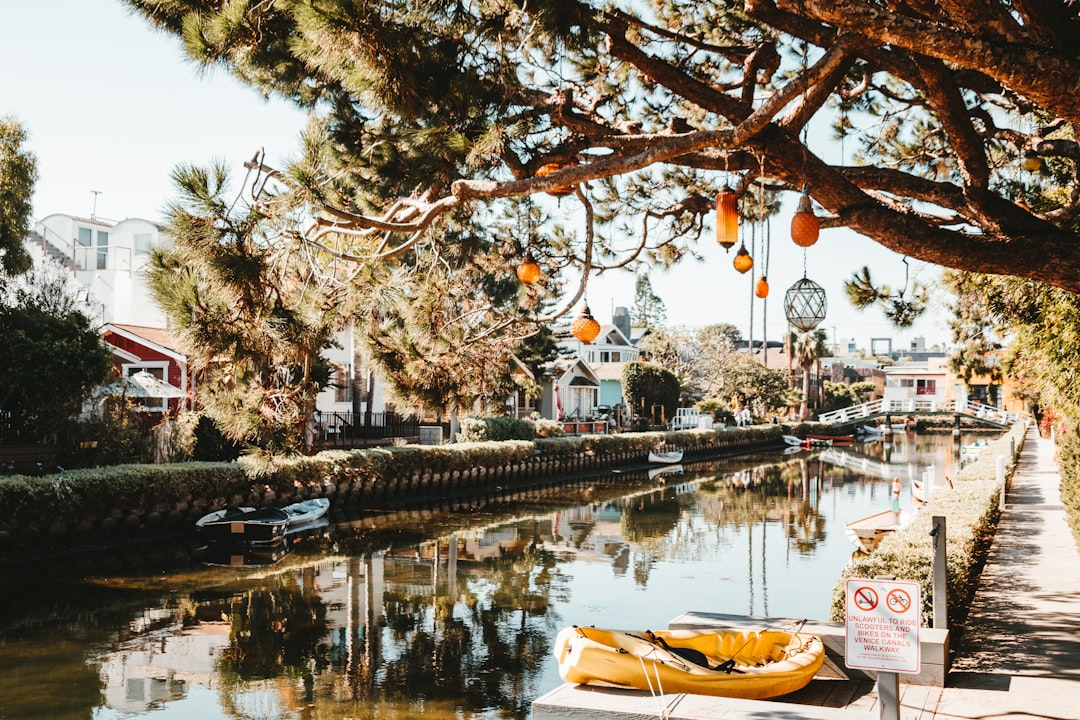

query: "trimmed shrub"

left=828, top=423, right=1026, bottom=631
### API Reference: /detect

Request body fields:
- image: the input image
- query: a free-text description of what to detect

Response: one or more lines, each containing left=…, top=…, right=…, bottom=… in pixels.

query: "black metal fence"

left=318, top=411, right=438, bottom=448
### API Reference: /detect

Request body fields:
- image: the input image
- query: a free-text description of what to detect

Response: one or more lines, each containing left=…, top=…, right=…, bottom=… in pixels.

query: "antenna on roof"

left=90, top=190, right=102, bottom=220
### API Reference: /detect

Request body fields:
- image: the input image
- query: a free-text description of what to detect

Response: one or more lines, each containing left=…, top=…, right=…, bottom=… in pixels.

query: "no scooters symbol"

left=853, top=586, right=878, bottom=611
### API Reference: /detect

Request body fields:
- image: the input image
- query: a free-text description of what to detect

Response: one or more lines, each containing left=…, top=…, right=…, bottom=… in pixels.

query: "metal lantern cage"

left=784, top=278, right=828, bottom=331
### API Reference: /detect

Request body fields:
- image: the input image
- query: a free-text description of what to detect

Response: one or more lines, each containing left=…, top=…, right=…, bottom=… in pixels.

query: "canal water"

left=0, top=431, right=991, bottom=720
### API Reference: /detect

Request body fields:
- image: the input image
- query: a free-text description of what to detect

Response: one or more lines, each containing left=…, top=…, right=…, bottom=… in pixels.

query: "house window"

left=916, top=379, right=937, bottom=395
left=134, top=233, right=153, bottom=254
left=121, top=362, right=170, bottom=412
left=334, top=364, right=353, bottom=403
left=76, top=227, right=92, bottom=270
left=899, top=378, right=914, bottom=388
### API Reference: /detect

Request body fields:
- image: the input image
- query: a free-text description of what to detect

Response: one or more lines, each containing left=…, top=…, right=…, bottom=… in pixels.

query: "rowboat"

left=283, top=498, right=330, bottom=533
left=961, top=439, right=989, bottom=457
left=554, top=625, right=824, bottom=700
left=195, top=506, right=290, bottom=545
left=649, top=449, right=684, bottom=464
left=912, top=478, right=925, bottom=504
left=844, top=509, right=915, bottom=553
left=805, top=433, right=854, bottom=445
left=783, top=434, right=831, bottom=447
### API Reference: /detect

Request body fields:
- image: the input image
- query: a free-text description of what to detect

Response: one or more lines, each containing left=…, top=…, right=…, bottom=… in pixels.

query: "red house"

left=100, top=324, right=192, bottom=413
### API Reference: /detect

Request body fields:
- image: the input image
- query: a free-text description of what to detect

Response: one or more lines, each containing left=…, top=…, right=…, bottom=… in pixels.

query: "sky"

left=3, top=1, right=952, bottom=353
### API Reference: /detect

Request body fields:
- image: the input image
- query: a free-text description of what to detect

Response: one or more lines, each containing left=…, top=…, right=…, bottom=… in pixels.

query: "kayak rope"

left=636, top=648, right=672, bottom=720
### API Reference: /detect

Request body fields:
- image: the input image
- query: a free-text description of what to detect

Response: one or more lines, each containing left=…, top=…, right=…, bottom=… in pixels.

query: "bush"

left=828, top=423, right=1026, bottom=630
left=529, top=418, right=565, bottom=438
left=457, top=416, right=537, bottom=442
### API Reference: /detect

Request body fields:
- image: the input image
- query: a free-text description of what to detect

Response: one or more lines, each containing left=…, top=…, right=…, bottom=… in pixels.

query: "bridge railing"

left=818, top=397, right=1022, bottom=426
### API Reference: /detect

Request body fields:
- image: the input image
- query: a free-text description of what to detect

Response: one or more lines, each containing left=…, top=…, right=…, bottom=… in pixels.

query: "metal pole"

left=879, top=671, right=900, bottom=720
left=997, top=455, right=1006, bottom=509
left=932, top=516, right=947, bottom=629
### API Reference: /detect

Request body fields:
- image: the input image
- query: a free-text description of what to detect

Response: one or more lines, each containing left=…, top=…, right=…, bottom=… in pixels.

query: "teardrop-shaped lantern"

left=755, top=275, right=770, bottom=299
left=571, top=304, right=601, bottom=343
left=716, top=186, right=739, bottom=251
left=536, top=162, right=576, bottom=197
left=791, top=188, right=820, bottom=248
left=733, top=244, right=753, bottom=274
left=1021, top=150, right=1043, bottom=173
left=516, top=256, right=541, bottom=284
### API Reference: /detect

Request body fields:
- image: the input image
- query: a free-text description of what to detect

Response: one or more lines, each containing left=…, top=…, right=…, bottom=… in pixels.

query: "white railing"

left=818, top=398, right=1021, bottom=426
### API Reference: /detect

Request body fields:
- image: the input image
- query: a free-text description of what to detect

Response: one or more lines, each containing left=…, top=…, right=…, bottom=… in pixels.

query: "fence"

left=319, top=411, right=439, bottom=447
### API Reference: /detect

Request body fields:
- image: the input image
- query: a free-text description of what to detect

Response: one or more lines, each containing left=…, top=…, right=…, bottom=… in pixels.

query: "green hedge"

left=0, top=425, right=783, bottom=541
left=1058, top=429, right=1080, bottom=547
left=828, top=424, right=1026, bottom=630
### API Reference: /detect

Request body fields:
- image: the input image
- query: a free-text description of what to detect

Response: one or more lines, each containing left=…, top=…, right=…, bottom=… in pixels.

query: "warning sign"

left=845, top=578, right=921, bottom=673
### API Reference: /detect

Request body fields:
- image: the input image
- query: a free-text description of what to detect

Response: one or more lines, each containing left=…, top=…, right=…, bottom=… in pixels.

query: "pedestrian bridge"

left=818, top=398, right=1021, bottom=429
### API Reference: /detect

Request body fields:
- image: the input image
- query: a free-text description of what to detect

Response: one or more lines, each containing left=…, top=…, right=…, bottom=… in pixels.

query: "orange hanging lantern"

left=571, top=304, right=601, bottom=343
left=1021, top=150, right=1043, bottom=173
left=755, top=275, right=770, bottom=299
left=536, top=162, right=576, bottom=197
left=516, top=256, right=541, bottom=284
left=791, top=187, right=819, bottom=248
left=715, top=185, right=739, bottom=251
left=733, top=244, right=753, bottom=274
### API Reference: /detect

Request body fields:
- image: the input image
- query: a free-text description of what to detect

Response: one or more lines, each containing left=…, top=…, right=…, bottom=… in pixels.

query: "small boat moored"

left=282, top=498, right=331, bottom=533
left=649, top=449, right=684, bottom=464
left=195, top=506, right=290, bottom=545
left=844, top=508, right=916, bottom=553
left=554, top=624, right=825, bottom=700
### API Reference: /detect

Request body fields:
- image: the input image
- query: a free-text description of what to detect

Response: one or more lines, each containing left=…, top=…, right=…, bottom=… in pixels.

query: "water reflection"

left=0, top=432, right=994, bottom=720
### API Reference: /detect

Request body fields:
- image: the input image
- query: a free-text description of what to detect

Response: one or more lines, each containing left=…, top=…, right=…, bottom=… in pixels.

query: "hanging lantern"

left=715, top=185, right=739, bottom=251
left=733, top=244, right=753, bottom=274
left=516, top=255, right=541, bottom=284
left=791, top=187, right=820, bottom=248
left=755, top=275, right=770, bottom=299
left=536, top=162, right=576, bottom=197
left=784, top=277, right=828, bottom=331
left=571, top=304, right=601, bottom=343
left=1021, top=150, right=1043, bottom=173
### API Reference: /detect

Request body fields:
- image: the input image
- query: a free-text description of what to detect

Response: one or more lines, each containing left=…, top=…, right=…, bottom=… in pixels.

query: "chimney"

left=613, top=306, right=631, bottom=339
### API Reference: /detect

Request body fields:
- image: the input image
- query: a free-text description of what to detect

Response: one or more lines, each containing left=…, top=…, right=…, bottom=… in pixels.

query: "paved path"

left=923, top=425, right=1080, bottom=719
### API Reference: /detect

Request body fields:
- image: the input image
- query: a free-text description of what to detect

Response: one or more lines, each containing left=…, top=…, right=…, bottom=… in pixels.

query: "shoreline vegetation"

left=0, top=424, right=788, bottom=555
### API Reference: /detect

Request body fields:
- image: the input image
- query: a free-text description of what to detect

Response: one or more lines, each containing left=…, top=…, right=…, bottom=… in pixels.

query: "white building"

left=29, top=213, right=168, bottom=327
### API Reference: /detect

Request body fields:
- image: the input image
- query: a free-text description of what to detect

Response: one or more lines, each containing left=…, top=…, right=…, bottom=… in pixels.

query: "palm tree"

left=792, top=330, right=830, bottom=420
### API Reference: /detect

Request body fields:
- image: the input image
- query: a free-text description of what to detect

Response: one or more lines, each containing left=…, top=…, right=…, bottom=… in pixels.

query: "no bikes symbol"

left=886, top=588, right=912, bottom=614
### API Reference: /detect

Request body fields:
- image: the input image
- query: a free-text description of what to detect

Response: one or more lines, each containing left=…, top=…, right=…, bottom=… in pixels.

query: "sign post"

left=845, top=578, right=921, bottom=720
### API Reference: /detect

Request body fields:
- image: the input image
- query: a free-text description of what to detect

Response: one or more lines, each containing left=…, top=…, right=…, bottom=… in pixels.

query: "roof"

left=104, top=324, right=188, bottom=358
left=592, top=363, right=626, bottom=381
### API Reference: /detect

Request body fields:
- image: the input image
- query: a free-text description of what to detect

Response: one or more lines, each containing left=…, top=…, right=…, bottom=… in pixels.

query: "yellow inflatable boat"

left=553, top=625, right=824, bottom=700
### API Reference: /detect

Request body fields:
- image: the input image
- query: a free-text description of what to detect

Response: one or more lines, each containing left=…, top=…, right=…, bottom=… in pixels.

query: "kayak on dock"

left=553, top=624, right=824, bottom=700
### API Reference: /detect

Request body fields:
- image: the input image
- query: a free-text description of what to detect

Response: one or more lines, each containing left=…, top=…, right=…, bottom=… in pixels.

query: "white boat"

left=649, top=449, right=684, bottom=464
left=857, top=425, right=884, bottom=437
left=844, top=509, right=916, bottom=553
left=282, top=498, right=330, bottom=533
left=912, top=478, right=925, bottom=504
left=961, top=440, right=989, bottom=457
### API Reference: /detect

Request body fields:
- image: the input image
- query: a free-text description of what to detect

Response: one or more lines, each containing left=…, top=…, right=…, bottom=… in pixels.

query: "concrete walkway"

left=923, top=424, right=1080, bottom=720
